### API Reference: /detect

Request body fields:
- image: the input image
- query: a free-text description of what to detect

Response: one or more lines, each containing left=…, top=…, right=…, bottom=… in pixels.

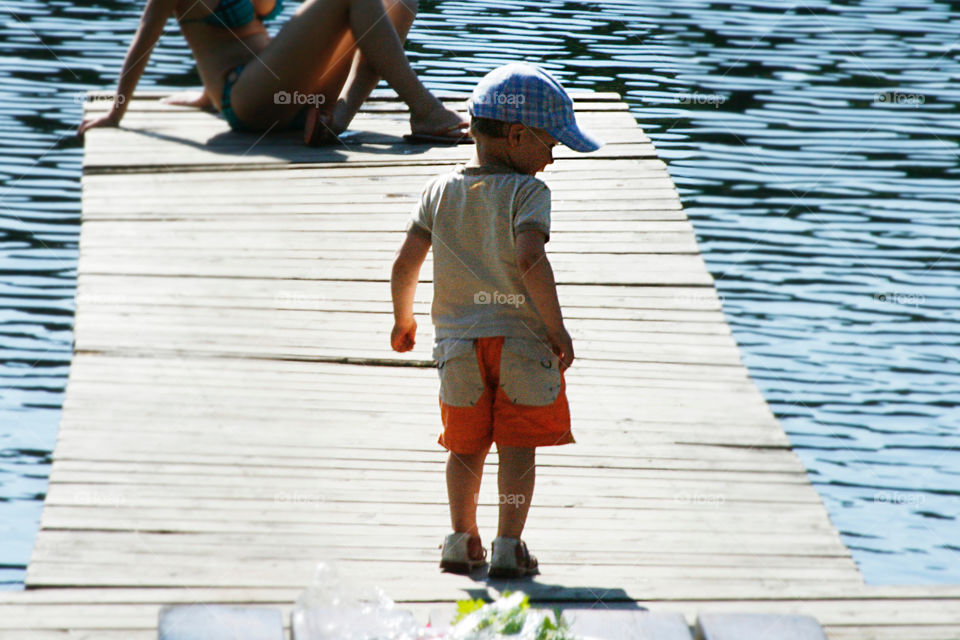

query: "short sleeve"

left=406, top=180, right=434, bottom=240
left=512, top=177, right=551, bottom=241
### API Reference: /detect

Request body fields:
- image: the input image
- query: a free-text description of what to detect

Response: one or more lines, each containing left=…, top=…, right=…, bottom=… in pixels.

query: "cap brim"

left=552, top=121, right=604, bottom=153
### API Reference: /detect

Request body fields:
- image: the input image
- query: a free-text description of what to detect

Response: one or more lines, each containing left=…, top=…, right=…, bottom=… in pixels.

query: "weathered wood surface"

left=159, top=605, right=285, bottom=640
left=7, top=90, right=960, bottom=639
left=696, top=612, right=828, bottom=640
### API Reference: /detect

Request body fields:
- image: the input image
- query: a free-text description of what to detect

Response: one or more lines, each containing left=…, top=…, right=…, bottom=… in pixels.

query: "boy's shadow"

left=459, top=567, right=645, bottom=609
left=442, top=573, right=669, bottom=637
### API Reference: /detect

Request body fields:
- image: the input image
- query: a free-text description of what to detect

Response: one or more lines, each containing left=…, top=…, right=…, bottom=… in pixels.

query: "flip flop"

left=403, top=125, right=473, bottom=145
left=303, top=107, right=340, bottom=146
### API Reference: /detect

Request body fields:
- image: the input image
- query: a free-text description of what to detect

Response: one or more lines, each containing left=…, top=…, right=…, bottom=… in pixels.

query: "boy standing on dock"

left=390, top=63, right=602, bottom=577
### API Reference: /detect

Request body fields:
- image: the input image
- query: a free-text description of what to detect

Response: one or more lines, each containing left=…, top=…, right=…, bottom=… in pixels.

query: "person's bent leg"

left=496, top=445, right=535, bottom=539
left=234, top=0, right=461, bottom=134
left=446, top=448, right=488, bottom=538
left=331, top=0, right=418, bottom=132
left=341, top=0, right=463, bottom=135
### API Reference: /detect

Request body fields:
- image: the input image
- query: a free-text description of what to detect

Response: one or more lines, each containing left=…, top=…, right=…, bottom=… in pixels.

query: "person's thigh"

left=229, top=0, right=354, bottom=128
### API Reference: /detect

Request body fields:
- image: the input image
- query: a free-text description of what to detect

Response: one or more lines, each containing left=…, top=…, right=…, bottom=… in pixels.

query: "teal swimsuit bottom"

left=219, top=64, right=252, bottom=132
left=220, top=65, right=309, bottom=133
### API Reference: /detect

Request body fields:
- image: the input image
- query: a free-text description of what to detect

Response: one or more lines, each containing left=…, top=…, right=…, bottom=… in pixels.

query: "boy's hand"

left=548, top=327, right=574, bottom=371
left=391, top=316, right=417, bottom=352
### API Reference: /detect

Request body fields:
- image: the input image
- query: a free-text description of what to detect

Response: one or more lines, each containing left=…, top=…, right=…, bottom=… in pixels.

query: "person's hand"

left=77, top=110, right=121, bottom=138
left=161, top=91, right=213, bottom=109
left=391, top=316, right=417, bottom=352
left=547, top=327, right=574, bottom=371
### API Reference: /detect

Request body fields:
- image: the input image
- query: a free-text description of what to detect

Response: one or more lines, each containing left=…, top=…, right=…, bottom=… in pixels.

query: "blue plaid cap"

left=467, top=63, right=603, bottom=153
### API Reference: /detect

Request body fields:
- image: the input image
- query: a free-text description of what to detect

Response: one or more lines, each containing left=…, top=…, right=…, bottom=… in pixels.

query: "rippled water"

left=1, top=0, right=958, bottom=588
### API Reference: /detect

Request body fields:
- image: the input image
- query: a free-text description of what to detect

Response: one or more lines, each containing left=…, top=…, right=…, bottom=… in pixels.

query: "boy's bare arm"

left=390, top=229, right=431, bottom=352
left=515, top=229, right=574, bottom=370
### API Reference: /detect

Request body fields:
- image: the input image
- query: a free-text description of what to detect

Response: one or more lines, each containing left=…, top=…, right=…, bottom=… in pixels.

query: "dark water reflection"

left=1, top=0, right=957, bottom=587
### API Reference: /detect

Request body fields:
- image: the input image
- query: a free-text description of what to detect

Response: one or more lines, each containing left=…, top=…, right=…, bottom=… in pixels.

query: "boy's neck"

left=467, top=144, right=525, bottom=175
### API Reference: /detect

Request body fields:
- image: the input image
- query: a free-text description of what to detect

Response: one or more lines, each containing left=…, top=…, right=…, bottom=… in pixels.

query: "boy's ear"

left=506, top=123, right=525, bottom=147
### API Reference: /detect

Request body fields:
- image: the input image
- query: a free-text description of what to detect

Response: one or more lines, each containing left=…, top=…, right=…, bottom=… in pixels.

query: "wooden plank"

left=81, top=157, right=673, bottom=182
left=696, top=613, right=828, bottom=640
left=7, top=585, right=960, bottom=605
left=83, top=174, right=677, bottom=194
left=158, top=605, right=284, bottom=640
left=0, top=632, right=156, bottom=639
left=823, top=627, right=960, bottom=640
left=75, top=255, right=714, bottom=286
left=45, top=459, right=810, bottom=484
left=83, top=135, right=660, bottom=170
left=29, top=547, right=856, bottom=573
left=24, top=561, right=864, bottom=591
left=423, top=609, right=695, bottom=640
left=569, top=610, right=694, bottom=640
left=30, top=536, right=855, bottom=565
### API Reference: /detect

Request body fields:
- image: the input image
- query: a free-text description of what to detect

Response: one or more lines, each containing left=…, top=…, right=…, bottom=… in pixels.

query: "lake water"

left=1, top=0, right=957, bottom=588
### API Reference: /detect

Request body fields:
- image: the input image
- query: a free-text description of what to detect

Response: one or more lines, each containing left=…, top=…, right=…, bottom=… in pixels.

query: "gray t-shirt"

left=408, top=165, right=552, bottom=340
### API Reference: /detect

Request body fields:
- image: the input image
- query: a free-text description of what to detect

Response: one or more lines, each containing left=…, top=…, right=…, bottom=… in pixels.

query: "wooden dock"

left=2, top=90, right=959, bottom=638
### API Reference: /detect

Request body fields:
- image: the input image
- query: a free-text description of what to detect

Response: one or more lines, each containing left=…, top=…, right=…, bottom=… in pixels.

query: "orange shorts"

left=433, top=336, right=574, bottom=454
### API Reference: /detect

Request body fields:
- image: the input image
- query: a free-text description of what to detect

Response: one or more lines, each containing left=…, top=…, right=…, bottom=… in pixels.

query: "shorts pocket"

left=499, top=337, right=562, bottom=407
left=433, top=339, right=486, bottom=407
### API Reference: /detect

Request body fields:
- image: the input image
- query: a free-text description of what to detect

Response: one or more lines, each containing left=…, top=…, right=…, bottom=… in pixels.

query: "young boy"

left=390, top=63, right=601, bottom=578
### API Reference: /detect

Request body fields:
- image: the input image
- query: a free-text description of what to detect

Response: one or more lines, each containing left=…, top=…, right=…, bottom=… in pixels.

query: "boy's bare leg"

left=446, top=449, right=488, bottom=539
left=496, top=445, right=535, bottom=538
left=331, top=0, right=418, bottom=133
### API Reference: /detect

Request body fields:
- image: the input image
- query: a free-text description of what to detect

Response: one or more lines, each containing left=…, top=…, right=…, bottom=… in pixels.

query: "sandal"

left=488, top=536, right=539, bottom=579
left=439, top=532, right=487, bottom=574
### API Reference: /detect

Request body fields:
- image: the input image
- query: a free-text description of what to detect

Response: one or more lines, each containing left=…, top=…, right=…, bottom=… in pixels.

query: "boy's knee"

left=497, top=445, right=536, bottom=459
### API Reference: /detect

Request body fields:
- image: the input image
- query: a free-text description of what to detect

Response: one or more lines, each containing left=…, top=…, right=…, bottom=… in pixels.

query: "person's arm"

left=390, top=229, right=431, bottom=352
left=78, top=0, right=178, bottom=135
left=516, top=229, right=574, bottom=370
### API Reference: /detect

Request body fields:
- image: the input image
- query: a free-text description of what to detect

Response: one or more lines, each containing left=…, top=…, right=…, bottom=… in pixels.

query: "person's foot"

left=439, top=532, right=486, bottom=574
left=304, top=106, right=342, bottom=146
left=488, top=536, right=539, bottom=579
left=408, top=104, right=471, bottom=143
